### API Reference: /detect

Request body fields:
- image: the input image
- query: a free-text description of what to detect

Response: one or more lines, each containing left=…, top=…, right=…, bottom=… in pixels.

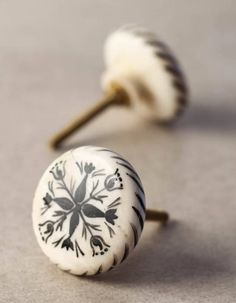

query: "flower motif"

left=50, top=161, right=66, bottom=180
left=84, top=163, right=95, bottom=174
left=104, top=169, right=123, bottom=191
left=39, top=220, right=55, bottom=243
left=105, top=209, right=118, bottom=225
left=61, top=237, right=74, bottom=251
left=43, top=193, right=53, bottom=205
left=90, top=235, right=110, bottom=256
left=82, top=204, right=118, bottom=225
left=40, top=160, right=123, bottom=258
left=41, top=193, right=53, bottom=214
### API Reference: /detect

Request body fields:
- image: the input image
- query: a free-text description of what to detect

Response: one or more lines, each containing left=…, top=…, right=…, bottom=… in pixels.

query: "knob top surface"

left=32, top=146, right=146, bottom=275
left=102, top=25, right=188, bottom=121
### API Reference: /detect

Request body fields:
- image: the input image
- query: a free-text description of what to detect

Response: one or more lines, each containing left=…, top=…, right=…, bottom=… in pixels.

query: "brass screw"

left=49, top=85, right=130, bottom=149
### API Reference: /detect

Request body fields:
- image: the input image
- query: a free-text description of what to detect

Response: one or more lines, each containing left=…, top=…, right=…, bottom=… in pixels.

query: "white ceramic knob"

left=102, top=25, right=188, bottom=121
left=32, top=146, right=146, bottom=275
left=49, top=25, right=189, bottom=149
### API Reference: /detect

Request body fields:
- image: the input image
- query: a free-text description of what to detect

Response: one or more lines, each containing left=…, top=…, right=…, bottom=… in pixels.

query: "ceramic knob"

left=32, top=146, right=146, bottom=275
left=102, top=25, right=188, bottom=121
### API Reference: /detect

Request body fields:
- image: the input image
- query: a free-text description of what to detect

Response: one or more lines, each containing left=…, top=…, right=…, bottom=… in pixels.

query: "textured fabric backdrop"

left=1, top=1, right=236, bottom=302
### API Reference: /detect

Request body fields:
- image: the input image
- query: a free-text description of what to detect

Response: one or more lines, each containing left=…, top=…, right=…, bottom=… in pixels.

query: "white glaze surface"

left=32, top=146, right=145, bottom=275
left=102, top=26, right=188, bottom=121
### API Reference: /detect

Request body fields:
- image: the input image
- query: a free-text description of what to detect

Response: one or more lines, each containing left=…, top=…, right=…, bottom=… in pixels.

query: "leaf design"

left=82, top=224, right=87, bottom=240
left=82, top=204, right=105, bottom=218
left=53, top=197, right=74, bottom=210
left=105, top=222, right=115, bottom=238
left=48, top=181, right=55, bottom=196
left=56, top=216, right=67, bottom=231
left=76, top=161, right=83, bottom=174
left=92, top=194, right=108, bottom=203
left=40, top=158, right=124, bottom=259
left=107, top=197, right=121, bottom=209
left=52, top=235, right=65, bottom=247
left=75, top=240, right=84, bottom=257
left=70, top=177, right=76, bottom=194
left=53, top=210, right=65, bottom=217
left=92, top=169, right=105, bottom=177
left=87, top=223, right=102, bottom=231
left=97, top=195, right=108, bottom=199
left=74, top=175, right=88, bottom=203
left=69, top=211, right=80, bottom=236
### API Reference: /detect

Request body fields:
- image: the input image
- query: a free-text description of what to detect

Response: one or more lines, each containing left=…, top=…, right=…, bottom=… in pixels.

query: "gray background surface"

left=1, top=0, right=236, bottom=302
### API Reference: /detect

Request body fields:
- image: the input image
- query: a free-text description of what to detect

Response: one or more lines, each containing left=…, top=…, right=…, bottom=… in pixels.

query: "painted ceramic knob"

left=32, top=146, right=145, bottom=275
left=50, top=25, right=189, bottom=149
left=102, top=25, right=188, bottom=121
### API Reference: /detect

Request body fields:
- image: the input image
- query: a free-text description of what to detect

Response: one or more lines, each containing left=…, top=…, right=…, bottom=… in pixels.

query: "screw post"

left=146, top=209, right=169, bottom=224
left=49, top=85, right=130, bottom=149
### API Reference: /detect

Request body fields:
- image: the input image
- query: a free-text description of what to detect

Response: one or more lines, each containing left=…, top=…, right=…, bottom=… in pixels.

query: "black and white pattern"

left=102, top=25, right=189, bottom=121
left=32, top=146, right=146, bottom=275
left=131, top=26, right=188, bottom=117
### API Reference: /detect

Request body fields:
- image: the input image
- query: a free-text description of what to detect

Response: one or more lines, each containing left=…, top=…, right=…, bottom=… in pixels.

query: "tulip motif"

left=39, top=160, right=123, bottom=257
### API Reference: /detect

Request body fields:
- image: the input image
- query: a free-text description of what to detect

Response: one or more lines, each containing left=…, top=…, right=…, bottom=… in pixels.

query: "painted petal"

left=69, top=211, right=80, bottom=236
left=53, top=197, right=74, bottom=210
left=74, top=175, right=88, bottom=203
left=83, top=204, right=105, bottom=218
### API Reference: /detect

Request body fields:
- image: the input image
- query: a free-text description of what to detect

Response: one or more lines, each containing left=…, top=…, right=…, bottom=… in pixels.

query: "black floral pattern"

left=39, top=160, right=123, bottom=257
left=104, top=169, right=123, bottom=191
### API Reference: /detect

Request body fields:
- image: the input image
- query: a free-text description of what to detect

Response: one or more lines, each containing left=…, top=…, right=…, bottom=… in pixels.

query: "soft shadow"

left=52, top=101, right=236, bottom=152
left=86, top=221, right=231, bottom=286
left=54, top=123, right=177, bottom=153
left=176, top=101, right=236, bottom=133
